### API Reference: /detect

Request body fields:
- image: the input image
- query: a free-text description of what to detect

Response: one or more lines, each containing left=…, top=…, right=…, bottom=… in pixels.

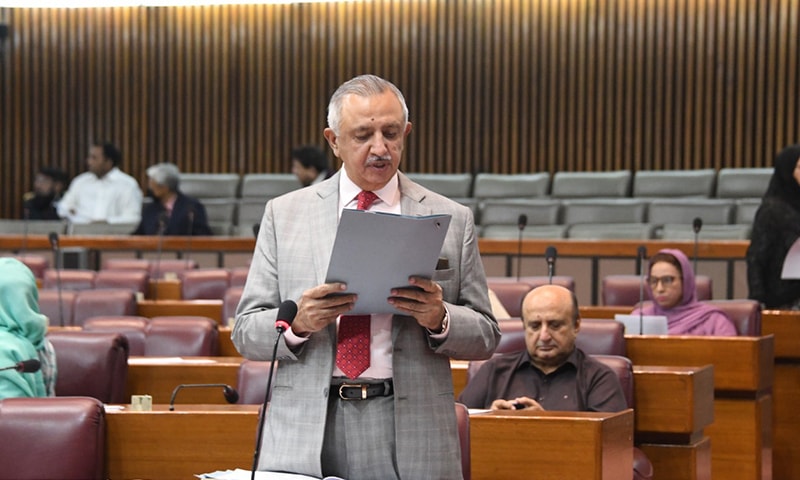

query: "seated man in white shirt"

left=57, top=142, right=143, bottom=225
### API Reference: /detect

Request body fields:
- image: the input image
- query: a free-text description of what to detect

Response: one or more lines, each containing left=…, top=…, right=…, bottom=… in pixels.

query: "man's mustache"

left=366, top=155, right=392, bottom=165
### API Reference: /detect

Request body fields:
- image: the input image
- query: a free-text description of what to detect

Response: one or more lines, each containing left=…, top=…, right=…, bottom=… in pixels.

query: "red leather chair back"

left=42, top=269, right=96, bottom=291
left=0, top=397, right=106, bottom=480
left=13, top=255, right=49, bottom=279
left=150, top=259, right=198, bottom=279
left=236, top=359, right=274, bottom=405
left=37, top=289, right=77, bottom=327
left=486, top=281, right=532, bottom=318
left=146, top=316, right=219, bottom=356
left=73, top=289, right=137, bottom=327
left=602, top=274, right=712, bottom=306
left=102, top=258, right=150, bottom=271
left=576, top=318, right=626, bottom=356
left=223, top=286, right=244, bottom=326
left=180, top=268, right=231, bottom=300
left=702, top=299, right=761, bottom=336
left=455, top=401, right=471, bottom=480
left=82, top=316, right=150, bottom=356
left=47, top=331, right=129, bottom=403
left=229, top=267, right=250, bottom=287
left=94, top=269, right=149, bottom=295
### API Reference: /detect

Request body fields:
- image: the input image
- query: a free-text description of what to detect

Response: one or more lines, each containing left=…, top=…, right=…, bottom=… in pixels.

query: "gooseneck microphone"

left=168, top=383, right=239, bottom=411
left=152, top=212, right=168, bottom=301
left=251, top=300, right=298, bottom=480
left=637, top=245, right=647, bottom=334
left=516, top=214, right=528, bottom=281
left=545, top=245, right=557, bottom=284
left=0, top=359, right=41, bottom=373
left=48, top=232, right=65, bottom=327
left=692, top=217, right=703, bottom=274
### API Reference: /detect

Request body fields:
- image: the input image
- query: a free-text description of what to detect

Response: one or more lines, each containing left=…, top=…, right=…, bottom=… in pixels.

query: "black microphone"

left=251, top=300, right=298, bottom=480
left=152, top=212, right=168, bottom=301
left=516, top=214, right=527, bottom=281
left=637, top=245, right=647, bottom=334
left=545, top=245, right=557, bottom=284
left=48, top=232, right=65, bottom=327
left=0, top=359, right=41, bottom=373
left=692, top=217, right=703, bottom=274
left=168, top=383, right=239, bottom=411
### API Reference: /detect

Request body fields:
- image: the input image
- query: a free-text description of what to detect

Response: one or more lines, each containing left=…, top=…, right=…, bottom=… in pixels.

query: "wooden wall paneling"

left=2, top=1, right=800, bottom=218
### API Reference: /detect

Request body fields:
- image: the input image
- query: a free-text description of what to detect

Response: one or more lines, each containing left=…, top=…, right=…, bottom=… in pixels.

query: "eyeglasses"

left=647, top=275, right=677, bottom=288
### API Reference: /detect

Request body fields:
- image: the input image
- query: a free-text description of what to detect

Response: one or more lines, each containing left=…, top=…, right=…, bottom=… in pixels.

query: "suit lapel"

left=311, top=172, right=341, bottom=285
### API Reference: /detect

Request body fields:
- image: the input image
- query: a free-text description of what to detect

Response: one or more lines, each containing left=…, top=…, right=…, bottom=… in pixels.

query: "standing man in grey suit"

left=233, top=74, right=499, bottom=479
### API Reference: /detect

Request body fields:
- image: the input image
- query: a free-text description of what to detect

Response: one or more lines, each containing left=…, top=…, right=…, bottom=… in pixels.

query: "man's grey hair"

left=146, top=163, right=181, bottom=192
left=326, top=74, right=409, bottom=136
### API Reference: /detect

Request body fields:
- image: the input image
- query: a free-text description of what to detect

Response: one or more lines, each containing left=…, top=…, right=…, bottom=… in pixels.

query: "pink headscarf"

left=633, top=249, right=737, bottom=336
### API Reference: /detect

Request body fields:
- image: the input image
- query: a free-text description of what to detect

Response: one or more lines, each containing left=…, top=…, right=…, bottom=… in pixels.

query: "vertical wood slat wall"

left=1, top=0, right=799, bottom=219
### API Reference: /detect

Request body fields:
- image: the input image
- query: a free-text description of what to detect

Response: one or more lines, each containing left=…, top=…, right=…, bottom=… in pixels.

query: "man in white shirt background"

left=57, top=142, right=143, bottom=225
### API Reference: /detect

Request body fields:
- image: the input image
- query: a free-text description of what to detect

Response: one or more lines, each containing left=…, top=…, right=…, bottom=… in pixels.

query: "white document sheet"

left=781, top=237, right=800, bottom=279
left=325, top=209, right=452, bottom=315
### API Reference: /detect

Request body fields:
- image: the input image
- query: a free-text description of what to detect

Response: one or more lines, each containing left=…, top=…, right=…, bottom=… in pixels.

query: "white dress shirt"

left=57, top=167, right=143, bottom=224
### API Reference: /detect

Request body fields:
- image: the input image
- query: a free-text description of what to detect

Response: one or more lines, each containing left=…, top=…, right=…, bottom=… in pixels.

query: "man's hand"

left=490, top=396, right=544, bottom=411
left=291, top=283, right=356, bottom=336
left=388, top=276, right=446, bottom=331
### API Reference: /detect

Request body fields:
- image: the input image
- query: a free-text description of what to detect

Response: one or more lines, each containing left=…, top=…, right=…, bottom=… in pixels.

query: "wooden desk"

left=470, top=409, right=633, bottom=479
left=105, top=405, right=258, bottom=479
left=219, top=326, right=240, bottom=357
left=127, top=356, right=243, bottom=404
left=762, top=310, right=800, bottom=480
left=454, top=360, right=714, bottom=480
left=105, top=405, right=633, bottom=480
left=137, top=299, right=224, bottom=324
left=146, top=278, right=182, bottom=300
left=626, top=335, right=774, bottom=480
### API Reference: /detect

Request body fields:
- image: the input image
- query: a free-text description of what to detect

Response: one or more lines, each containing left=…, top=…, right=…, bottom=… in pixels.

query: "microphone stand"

left=251, top=330, right=285, bottom=480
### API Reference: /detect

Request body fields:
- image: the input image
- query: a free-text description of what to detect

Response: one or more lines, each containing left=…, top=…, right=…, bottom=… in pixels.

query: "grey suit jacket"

left=233, top=171, right=499, bottom=479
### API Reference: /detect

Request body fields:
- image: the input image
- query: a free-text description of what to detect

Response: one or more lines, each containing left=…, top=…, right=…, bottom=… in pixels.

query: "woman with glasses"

left=631, top=249, right=737, bottom=336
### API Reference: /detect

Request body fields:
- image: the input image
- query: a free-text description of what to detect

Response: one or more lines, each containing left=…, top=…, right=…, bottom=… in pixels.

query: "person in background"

left=747, top=144, right=800, bottom=309
left=23, top=166, right=69, bottom=220
left=459, top=284, right=626, bottom=411
left=291, top=144, right=334, bottom=187
left=631, top=249, right=737, bottom=336
left=133, top=162, right=212, bottom=236
left=0, top=258, right=57, bottom=399
left=57, top=141, right=143, bottom=224
left=233, top=74, right=499, bottom=479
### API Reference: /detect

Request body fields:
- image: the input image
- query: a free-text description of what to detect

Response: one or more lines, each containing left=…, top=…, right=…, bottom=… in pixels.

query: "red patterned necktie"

left=336, top=190, right=379, bottom=379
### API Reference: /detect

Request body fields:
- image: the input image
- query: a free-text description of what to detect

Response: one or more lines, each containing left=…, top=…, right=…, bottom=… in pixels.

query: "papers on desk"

left=197, top=469, right=344, bottom=480
left=325, top=209, right=452, bottom=315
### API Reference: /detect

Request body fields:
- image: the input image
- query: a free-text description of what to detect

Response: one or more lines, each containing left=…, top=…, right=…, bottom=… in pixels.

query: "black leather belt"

left=335, top=380, right=394, bottom=400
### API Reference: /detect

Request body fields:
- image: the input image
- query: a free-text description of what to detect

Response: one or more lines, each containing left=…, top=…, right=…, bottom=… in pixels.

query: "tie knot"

left=357, top=190, right=379, bottom=211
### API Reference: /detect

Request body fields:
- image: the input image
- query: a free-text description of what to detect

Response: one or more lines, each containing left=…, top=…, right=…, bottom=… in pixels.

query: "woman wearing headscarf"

left=0, top=258, right=57, bottom=399
left=747, top=144, right=800, bottom=309
left=631, top=249, right=737, bottom=336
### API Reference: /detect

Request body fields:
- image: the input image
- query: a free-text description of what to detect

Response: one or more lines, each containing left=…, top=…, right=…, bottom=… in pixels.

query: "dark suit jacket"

left=133, top=192, right=212, bottom=236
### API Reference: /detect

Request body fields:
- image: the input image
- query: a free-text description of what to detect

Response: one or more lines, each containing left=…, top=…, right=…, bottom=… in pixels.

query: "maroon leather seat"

left=102, top=258, right=150, bottom=271
left=37, top=289, right=77, bottom=327
left=180, top=268, right=231, bottom=300
left=487, top=281, right=532, bottom=318
left=454, top=401, right=471, bottom=480
left=47, top=331, right=129, bottom=403
left=94, top=269, right=149, bottom=296
left=703, top=299, right=761, bottom=336
left=223, top=286, right=244, bottom=326
left=13, top=254, right=49, bottom=279
left=42, top=269, right=96, bottom=291
left=236, top=359, right=274, bottom=405
left=0, top=396, right=106, bottom=480
left=495, top=317, right=626, bottom=356
left=602, top=274, right=712, bottom=306
left=73, top=289, right=137, bottom=327
left=150, top=259, right=198, bottom=279
left=229, top=266, right=250, bottom=287
left=82, top=316, right=150, bottom=356
left=146, top=316, right=219, bottom=356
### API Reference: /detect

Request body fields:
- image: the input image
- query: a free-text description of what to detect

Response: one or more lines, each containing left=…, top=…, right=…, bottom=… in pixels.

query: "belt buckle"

left=339, top=383, right=367, bottom=400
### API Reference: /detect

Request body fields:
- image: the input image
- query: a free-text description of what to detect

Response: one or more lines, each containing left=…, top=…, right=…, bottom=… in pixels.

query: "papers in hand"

left=325, top=209, right=452, bottom=315
left=781, top=237, right=800, bottom=279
